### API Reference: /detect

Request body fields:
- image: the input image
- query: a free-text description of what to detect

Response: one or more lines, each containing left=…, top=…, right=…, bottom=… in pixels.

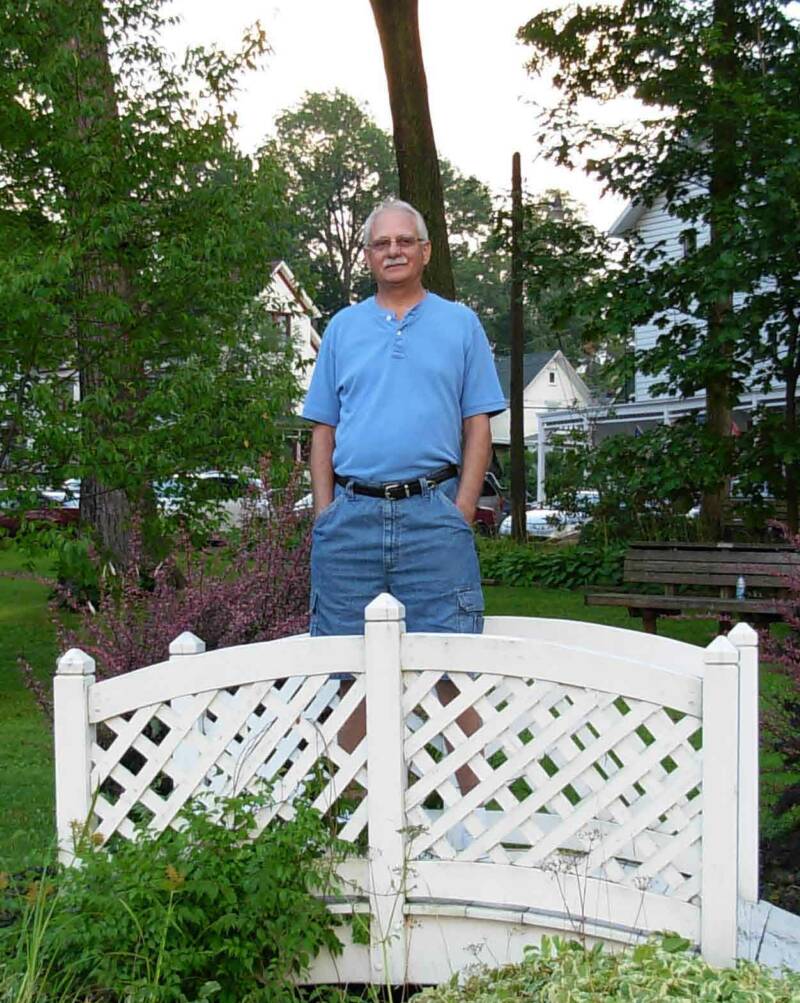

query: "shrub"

left=0, top=790, right=345, bottom=1003
left=478, top=538, right=625, bottom=590
left=412, top=935, right=800, bottom=1002
left=56, top=472, right=311, bottom=679
left=546, top=420, right=725, bottom=543
left=758, top=528, right=800, bottom=908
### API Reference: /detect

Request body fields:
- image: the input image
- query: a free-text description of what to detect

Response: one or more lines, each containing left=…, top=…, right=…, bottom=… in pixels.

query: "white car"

left=498, top=506, right=586, bottom=540
left=156, top=471, right=270, bottom=527
left=41, top=478, right=81, bottom=509
left=293, top=492, right=314, bottom=514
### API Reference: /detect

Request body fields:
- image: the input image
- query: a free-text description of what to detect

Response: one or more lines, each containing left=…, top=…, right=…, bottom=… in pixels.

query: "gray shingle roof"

left=494, top=351, right=557, bottom=399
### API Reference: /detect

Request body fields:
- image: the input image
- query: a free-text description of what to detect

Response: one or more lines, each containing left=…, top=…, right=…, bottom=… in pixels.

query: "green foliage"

left=478, top=538, right=626, bottom=590
left=546, top=422, right=729, bottom=542
left=266, top=89, right=398, bottom=319
left=736, top=408, right=800, bottom=511
left=0, top=0, right=299, bottom=555
left=493, top=191, right=629, bottom=396
left=267, top=89, right=510, bottom=329
left=412, top=935, right=800, bottom=1002
left=0, top=791, right=345, bottom=1003
left=760, top=668, right=800, bottom=847
left=518, top=0, right=800, bottom=527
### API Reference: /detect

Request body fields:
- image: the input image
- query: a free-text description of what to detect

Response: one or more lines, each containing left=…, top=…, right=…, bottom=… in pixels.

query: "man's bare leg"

left=436, top=678, right=481, bottom=794
left=338, top=679, right=366, bottom=754
left=338, top=678, right=480, bottom=794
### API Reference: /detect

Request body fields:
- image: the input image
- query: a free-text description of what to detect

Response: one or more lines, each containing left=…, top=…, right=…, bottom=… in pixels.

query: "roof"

left=494, top=351, right=557, bottom=398
left=608, top=200, right=648, bottom=236
left=268, top=260, right=321, bottom=319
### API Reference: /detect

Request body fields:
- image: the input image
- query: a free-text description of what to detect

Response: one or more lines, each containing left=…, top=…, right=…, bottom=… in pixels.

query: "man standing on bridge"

left=302, top=198, right=505, bottom=767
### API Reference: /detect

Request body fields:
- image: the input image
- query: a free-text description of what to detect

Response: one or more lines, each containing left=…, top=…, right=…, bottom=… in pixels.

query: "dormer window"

left=549, top=371, right=556, bottom=385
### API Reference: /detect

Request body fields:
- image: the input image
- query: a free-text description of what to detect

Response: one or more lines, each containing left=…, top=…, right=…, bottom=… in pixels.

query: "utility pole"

left=510, top=153, right=526, bottom=542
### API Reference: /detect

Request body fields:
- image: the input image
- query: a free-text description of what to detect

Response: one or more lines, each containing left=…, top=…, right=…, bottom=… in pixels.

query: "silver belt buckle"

left=384, top=482, right=400, bottom=499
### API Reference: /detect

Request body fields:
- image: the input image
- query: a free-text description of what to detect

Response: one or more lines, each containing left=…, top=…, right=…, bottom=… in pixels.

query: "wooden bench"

left=586, top=540, right=800, bottom=633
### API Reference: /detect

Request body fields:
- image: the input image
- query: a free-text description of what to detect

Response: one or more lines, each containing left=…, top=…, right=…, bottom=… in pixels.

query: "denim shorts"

left=309, top=476, right=484, bottom=638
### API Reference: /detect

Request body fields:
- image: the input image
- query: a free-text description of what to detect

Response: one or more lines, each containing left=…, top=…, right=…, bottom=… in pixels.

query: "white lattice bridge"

left=54, top=595, right=760, bottom=983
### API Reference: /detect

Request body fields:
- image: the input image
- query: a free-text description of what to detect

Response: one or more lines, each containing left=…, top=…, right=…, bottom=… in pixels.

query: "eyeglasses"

left=366, top=236, right=427, bottom=253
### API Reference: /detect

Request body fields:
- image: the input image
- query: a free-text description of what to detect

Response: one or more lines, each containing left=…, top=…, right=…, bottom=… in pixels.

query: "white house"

left=490, top=350, right=591, bottom=446
left=258, top=260, right=321, bottom=409
left=531, top=197, right=792, bottom=501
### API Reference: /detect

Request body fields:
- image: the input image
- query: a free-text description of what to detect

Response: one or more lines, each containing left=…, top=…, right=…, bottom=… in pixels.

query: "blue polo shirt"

left=302, top=292, right=505, bottom=483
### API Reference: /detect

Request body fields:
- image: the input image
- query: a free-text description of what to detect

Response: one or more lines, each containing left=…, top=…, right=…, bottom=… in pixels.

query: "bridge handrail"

left=53, top=594, right=759, bottom=980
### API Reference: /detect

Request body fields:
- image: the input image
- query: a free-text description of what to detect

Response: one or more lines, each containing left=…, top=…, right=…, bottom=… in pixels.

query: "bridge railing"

left=53, top=595, right=758, bottom=983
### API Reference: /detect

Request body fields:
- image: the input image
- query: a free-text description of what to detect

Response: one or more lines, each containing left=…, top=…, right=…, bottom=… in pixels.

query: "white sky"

left=165, top=1, right=634, bottom=229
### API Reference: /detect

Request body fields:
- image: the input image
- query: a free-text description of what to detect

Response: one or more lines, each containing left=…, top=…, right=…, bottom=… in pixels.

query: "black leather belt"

left=334, top=463, right=458, bottom=500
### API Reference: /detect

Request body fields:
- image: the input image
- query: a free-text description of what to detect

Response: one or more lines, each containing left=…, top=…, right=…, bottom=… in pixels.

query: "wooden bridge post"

left=728, top=622, right=759, bottom=903
left=364, top=593, right=408, bottom=984
left=701, top=634, right=740, bottom=967
left=54, top=648, right=96, bottom=865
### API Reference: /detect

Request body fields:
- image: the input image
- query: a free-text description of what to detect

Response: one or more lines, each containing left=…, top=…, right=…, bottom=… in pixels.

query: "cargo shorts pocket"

left=456, top=586, right=484, bottom=633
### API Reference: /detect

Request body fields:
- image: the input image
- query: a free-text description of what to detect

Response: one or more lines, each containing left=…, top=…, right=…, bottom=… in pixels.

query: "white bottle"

left=736, top=575, right=746, bottom=599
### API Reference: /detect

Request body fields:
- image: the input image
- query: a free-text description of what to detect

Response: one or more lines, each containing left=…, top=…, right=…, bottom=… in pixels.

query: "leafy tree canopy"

left=267, top=89, right=510, bottom=326
left=0, top=0, right=300, bottom=557
left=266, top=88, right=619, bottom=395
left=519, top=0, right=800, bottom=530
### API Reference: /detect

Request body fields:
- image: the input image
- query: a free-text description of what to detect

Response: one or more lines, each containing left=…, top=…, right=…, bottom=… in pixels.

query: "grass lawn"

left=0, top=540, right=790, bottom=875
left=0, top=543, right=62, bottom=872
left=484, top=584, right=720, bottom=647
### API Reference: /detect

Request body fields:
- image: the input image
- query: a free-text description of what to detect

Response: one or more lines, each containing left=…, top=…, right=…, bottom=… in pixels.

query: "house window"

left=269, top=312, right=293, bottom=342
left=549, top=371, right=556, bottom=385
left=680, top=230, right=697, bottom=258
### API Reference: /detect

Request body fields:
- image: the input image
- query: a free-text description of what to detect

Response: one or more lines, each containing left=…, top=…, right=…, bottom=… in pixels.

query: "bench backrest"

left=623, top=543, right=800, bottom=590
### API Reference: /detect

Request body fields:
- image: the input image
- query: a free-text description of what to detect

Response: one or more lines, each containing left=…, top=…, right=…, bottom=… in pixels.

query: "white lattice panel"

left=403, top=668, right=703, bottom=900
left=90, top=673, right=368, bottom=846
left=55, top=598, right=752, bottom=975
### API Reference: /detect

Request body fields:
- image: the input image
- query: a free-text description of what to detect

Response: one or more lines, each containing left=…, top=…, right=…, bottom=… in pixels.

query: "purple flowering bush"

left=57, top=470, right=311, bottom=680
left=758, top=528, right=800, bottom=909
left=761, top=529, right=800, bottom=688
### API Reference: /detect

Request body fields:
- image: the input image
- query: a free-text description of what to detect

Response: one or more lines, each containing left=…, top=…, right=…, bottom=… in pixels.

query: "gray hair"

left=363, top=198, right=429, bottom=246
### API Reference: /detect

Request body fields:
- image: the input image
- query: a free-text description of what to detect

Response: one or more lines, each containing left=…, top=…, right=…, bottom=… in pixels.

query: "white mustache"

left=385, top=256, right=408, bottom=266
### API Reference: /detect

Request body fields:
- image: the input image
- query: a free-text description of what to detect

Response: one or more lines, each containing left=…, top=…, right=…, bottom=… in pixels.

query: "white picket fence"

left=53, top=594, right=760, bottom=984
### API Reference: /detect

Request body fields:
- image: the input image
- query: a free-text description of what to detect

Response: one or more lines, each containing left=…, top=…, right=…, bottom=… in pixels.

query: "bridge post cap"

left=169, top=631, right=206, bottom=656
left=727, top=622, right=759, bottom=647
left=703, top=634, right=739, bottom=664
left=365, top=593, right=406, bottom=622
left=57, top=648, right=96, bottom=675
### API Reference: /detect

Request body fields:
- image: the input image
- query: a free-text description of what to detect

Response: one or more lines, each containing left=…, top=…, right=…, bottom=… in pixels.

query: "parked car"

left=156, top=471, right=270, bottom=528
left=0, top=492, right=80, bottom=536
left=474, top=473, right=505, bottom=534
left=498, top=506, right=587, bottom=540
left=40, top=478, right=81, bottom=510
left=293, top=492, right=314, bottom=515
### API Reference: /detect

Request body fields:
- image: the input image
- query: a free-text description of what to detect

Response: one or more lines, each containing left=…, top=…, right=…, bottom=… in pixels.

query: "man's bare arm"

left=310, top=422, right=336, bottom=517
left=456, top=414, right=492, bottom=523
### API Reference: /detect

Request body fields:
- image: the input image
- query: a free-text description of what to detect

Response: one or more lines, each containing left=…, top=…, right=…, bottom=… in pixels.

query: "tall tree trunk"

left=368, top=0, right=456, bottom=300
left=784, top=320, right=799, bottom=535
left=64, top=1, right=137, bottom=563
left=700, top=0, right=739, bottom=540
left=510, top=154, right=527, bottom=542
